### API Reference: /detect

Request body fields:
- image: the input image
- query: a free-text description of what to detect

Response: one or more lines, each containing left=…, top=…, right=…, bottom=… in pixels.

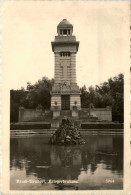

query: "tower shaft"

left=51, top=19, right=81, bottom=111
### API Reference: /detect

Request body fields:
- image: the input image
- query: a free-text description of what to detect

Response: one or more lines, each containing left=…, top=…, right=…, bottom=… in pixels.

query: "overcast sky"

left=1, top=1, right=129, bottom=90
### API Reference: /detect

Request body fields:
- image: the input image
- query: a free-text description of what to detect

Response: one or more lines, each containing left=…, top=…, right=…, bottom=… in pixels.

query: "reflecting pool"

left=10, top=135, right=123, bottom=190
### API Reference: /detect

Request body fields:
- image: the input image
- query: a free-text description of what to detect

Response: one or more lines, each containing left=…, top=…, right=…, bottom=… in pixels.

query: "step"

left=60, top=110, right=71, bottom=115
left=10, top=129, right=123, bottom=136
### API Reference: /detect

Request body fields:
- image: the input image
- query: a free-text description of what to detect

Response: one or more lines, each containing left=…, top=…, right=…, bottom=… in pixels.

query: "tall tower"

left=51, top=19, right=81, bottom=111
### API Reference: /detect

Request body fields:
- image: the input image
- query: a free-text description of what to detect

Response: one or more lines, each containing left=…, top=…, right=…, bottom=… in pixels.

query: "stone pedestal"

left=53, top=110, right=60, bottom=119
left=72, top=109, right=79, bottom=119
left=19, top=107, right=24, bottom=122
left=51, top=120, right=60, bottom=129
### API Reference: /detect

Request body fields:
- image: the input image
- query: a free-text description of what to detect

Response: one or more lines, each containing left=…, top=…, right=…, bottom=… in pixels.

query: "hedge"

left=10, top=123, right=51, bottom=130
left=81, top=123, right=123, bottom=129
left=10, top=123, right=123, bottom=130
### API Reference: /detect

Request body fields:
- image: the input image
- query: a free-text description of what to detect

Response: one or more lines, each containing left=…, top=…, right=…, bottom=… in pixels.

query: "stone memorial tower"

left=51, top=19, right=81, bottom=115
left=18, top=19, right=112, bottom=123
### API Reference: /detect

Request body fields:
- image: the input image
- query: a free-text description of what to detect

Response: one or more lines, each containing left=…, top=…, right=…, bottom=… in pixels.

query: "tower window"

left=60, top=29, right=62, bottom=35
left=63, top=29, right=67, bottom=35
left=60, top=52, right=70, bottom=57
left=59, top=29, right=71, bottom=35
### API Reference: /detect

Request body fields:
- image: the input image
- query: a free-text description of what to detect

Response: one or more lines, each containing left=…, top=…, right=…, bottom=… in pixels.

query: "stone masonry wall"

left=70, top=95, right=81, bottom=110
left=51, top=95, right=61, bottom=110
left=81, top=108, right=112, bottom=121
left=19, top=107, right=112, bottom=122
left=19, top=108, right=52, bottom=122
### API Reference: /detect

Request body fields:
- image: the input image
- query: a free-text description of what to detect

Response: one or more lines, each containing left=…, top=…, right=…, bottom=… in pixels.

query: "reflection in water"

left=10, top=135, right=123, bottom=190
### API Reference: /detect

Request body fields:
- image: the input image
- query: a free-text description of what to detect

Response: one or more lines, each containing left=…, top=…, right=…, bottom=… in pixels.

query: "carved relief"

left=59, top=81, right=71, bottom=89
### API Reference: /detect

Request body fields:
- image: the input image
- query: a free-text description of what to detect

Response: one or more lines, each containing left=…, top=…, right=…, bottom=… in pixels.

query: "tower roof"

left=57, top=19, right=73, bottom=28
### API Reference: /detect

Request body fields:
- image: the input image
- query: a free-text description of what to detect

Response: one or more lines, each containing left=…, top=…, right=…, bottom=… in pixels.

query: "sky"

left=1, top=1, right=129, bottom=90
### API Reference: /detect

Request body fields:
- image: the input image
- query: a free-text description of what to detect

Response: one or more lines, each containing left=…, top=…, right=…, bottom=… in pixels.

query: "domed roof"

left=57, top=19, right=73, bottom=28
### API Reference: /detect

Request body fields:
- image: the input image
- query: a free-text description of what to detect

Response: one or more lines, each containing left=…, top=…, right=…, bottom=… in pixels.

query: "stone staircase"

left=60, top=110, right=71, bottom=117
left=53, top=110, right=71, bottom=120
